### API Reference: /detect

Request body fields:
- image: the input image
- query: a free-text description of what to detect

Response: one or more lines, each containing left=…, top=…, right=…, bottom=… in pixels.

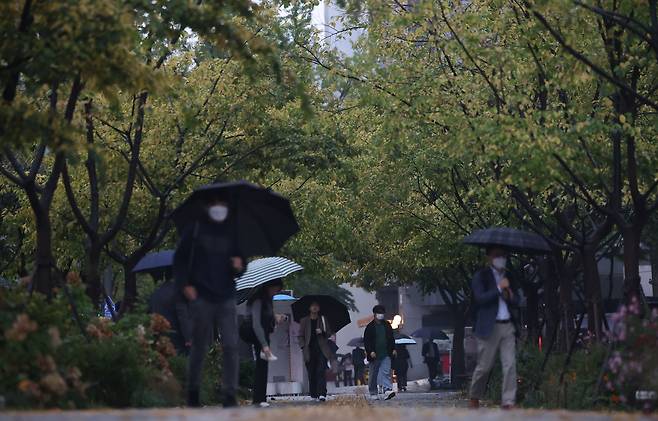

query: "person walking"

left=173, top=197, right=244, bottom=408
left=469, top=246, right=520, bottom=410
left=298, top=301, right=335, bottom=402
left=363, top=305, right=396, bottom=400
left=148, top=279, right=193, bottom=355
left=342, top=354, right=354, bottom=387
left=352, top=346, right=366, bottom=385
left=422, top=339, right=440, bottom=388
left=393, top=344, right=411, bottom=392
left=241, top=279, right=284, bottom=408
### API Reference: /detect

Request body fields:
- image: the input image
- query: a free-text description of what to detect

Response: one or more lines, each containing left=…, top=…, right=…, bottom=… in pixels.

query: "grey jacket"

left=297, top=315, right=335, bottom=363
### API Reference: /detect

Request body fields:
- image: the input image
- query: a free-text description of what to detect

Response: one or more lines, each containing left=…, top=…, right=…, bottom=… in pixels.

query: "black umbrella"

left=411, top=327, right=449, bottom=340
left=347, top=337, right=364, bottom=347
left=291, top=295, right=351, bottom=333
left=133, top=250, right=174, bottom=280
left=172, top=181, right=299, bottom=258
left=463, top=227, right=550, bottom=254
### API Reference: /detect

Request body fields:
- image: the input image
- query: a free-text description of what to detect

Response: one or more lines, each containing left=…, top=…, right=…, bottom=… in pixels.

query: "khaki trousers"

left=469, top=322, right=517, bottom=405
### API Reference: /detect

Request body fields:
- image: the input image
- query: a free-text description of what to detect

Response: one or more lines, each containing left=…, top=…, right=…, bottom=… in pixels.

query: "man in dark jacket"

left=469, top=247, right=520, bottom=410
left=422, top=339, right=440, bottom=387
left=173, top=197, right=244, bottom=408
left=363, top=304, right=396, bottom=400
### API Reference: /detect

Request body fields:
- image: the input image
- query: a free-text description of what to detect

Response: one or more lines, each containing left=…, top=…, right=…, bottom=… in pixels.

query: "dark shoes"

left=187, top=390, right=201, bottom=407
left=469, top=398, right=480, bottom=409
left=223, top=395, right=238, bottom=408
left=501, top=404, right=515, bottom=410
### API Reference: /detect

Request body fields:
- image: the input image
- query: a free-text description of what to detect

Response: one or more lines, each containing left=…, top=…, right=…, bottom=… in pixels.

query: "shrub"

left=0, top=283, right=182, bottom=409
left=603, top=300, right=658, bottom=411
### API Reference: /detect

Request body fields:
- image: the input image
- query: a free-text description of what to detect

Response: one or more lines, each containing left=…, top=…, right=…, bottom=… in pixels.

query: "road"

left=1, top=391, right=655, bottom=420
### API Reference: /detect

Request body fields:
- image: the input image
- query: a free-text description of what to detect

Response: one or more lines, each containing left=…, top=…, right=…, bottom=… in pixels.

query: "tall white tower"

left=311, top=1, right=363, bottom=57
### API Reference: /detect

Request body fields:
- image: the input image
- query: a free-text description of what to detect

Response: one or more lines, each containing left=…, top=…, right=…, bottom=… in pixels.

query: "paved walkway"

left=1, top=393, right=655, bottom=420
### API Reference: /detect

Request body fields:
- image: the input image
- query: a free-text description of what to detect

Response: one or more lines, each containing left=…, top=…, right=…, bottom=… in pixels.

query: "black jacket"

left=363, top=319, right=395, bottom=361
left=422, top=341, right=439, bottom=362
left=173, top=220, right=244, bottom=301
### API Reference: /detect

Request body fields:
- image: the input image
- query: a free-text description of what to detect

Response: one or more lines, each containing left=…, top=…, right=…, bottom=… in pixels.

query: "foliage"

left=0, top=282, right=182, bottom=409
left=485, top=343, right=607, bottom=410
left=603, top=300, right=658, bottom=410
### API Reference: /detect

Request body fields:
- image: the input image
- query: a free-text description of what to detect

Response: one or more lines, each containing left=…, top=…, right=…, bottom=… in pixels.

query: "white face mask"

left=492, top=257, right=507, bottom=270
left=208, top=205, right=229, bottom=222
left=375, top=313, right=385, bottom=321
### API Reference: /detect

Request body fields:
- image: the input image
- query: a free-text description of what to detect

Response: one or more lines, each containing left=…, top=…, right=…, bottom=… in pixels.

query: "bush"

left=603, top=300, right=658, bottom=411
left=0, top=281, right=182, bottom=409
left=484, top=342, right=607, bottom=410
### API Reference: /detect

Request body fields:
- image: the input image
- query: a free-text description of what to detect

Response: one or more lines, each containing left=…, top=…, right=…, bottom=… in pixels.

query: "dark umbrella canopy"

left=133, top=250, right=174, bottom=273
left=411, top=327, right=449, bottom=340
left=463, top=227, right=550, bottom=255
left=347, top=337, right=364, bottom=347
left=291, top=295, right=351, bottom=333
left=172, top=181, right=299, bottom=258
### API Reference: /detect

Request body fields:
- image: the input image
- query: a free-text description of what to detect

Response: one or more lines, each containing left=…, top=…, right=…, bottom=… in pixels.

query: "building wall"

left=334, top=283, right=379, bottom=354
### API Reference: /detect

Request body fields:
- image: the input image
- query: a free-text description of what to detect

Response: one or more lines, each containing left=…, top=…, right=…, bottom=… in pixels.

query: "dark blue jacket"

left=173, top=220, right=243, bottom=302
left=471, top=267, right=520, bottom=338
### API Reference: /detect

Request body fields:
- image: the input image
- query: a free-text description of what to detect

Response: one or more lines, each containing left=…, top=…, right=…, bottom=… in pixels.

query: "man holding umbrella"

left=464, top=227, right=548, bottom=409
left=468, top=246, right=520, bottom=409
left=174, top=196, right=245, bottom=407
left=173, top=181, right=299, bottom=408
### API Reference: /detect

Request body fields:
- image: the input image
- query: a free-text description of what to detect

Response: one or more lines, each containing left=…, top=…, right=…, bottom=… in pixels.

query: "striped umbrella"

left=235, top=257, right=303, bottom=304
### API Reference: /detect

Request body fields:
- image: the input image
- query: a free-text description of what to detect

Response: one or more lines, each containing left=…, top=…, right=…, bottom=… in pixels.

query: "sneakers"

left=318, top=396, right=326, bottom=402
left=257, top=402, right=271, bottom=408
left=383, top=390, right=396, bottom=400
left=260, top=351, right=278, bottom=361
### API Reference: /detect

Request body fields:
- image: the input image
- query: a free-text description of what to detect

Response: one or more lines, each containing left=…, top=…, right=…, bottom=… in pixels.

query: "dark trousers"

left=426, top=358, right=439, bottom=380
left=252, top=340, right=269, bottom=404
left=188, top=297, right=238, bottom=402
left=343, top=370, right=354, bottom=386
left=354, top=366, right=366, bottom=385
left=306, top=352, right=327, bottom=398
left=396, top=366, right=408, bottom=389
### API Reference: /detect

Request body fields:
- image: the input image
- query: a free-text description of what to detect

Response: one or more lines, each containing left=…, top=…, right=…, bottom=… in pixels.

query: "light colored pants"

left=368, top=356, right=392, bottom=394
left=469, top=322, right=517, bottom=406
left=188, top=297, right=239, bottom=400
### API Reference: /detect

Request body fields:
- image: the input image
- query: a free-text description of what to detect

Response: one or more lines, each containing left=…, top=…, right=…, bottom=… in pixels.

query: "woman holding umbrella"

left=241, top=279, right=284, bottom=408
left=297, top=301, right=335, bottom=402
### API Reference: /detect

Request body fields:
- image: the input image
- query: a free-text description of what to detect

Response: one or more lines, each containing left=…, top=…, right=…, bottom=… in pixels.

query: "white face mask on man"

left=492, top=256, right=507, bottom=271
left=375, top=313, right=385, bottom=321
left=208, top=205, right=229, bottom=222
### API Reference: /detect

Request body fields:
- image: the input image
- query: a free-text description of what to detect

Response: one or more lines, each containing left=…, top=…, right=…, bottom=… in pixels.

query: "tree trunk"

left=555, top=254, right=574, bottom=352
left=581, top=247, right=603, bottom=339
left=120, top=262, right=139, bottom=315
left=450, top=309, right=466, bottom=388
left=621, top=225, right=643, bottom=303
left=524, top=283, right=539, bottom=345
left=33, top=207, right=56, bottom=297
left=84, top=244, right=102, bottom=307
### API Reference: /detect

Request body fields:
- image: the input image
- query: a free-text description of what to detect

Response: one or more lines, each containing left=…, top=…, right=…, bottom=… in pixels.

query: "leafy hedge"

left=0, top=275, right=245, bottom=409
